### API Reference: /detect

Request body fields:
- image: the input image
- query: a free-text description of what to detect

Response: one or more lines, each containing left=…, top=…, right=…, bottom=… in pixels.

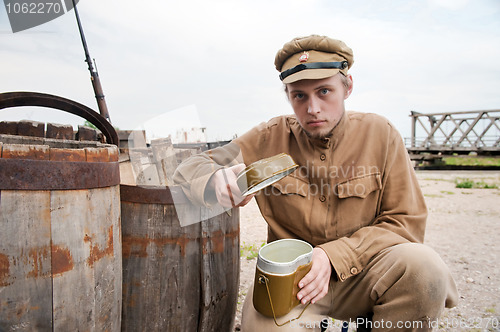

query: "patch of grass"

left=421, top=178, right=453, bottom=182
left=485, top=307, right=496, bottom=314
left=440, top=191, right=455, bottom=195
left=475, top=181, right=498, bottom=189
left=240, top=242, right=265, bottom=260
left=443, top=156, right=500, bottom=167
left=455, top=179, right=474, bottom=188
left=455, top=178, right=499, bottom=189
left=424, top=194, right=444, bottom=198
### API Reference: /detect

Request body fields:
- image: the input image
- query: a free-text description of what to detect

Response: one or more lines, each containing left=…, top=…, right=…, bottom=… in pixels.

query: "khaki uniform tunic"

left=173, top=111, right=427, bottom=282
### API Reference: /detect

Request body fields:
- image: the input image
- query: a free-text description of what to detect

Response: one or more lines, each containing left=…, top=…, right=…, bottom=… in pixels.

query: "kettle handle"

left=0, top=91, right=118, bottom=145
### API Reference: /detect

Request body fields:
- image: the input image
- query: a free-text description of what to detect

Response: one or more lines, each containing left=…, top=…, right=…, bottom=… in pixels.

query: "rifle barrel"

left=72, top=0, right=111, bottom=122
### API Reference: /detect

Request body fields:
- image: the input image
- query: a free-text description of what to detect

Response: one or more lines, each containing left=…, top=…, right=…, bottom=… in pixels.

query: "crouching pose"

left=174, top=34, right=458, bottom=331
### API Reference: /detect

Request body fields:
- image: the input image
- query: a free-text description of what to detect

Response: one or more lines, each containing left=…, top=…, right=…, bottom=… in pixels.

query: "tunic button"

left=319, top=195, right=326, bottom=202
left=340, top=273, right=346, bottom=281
left=320, top=153, right=326, bottom=161
left=350, top=267, right=358, bottom=275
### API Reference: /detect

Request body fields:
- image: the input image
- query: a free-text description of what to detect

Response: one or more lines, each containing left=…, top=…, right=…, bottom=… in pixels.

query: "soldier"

left=174, top=35, right=457, bottom=331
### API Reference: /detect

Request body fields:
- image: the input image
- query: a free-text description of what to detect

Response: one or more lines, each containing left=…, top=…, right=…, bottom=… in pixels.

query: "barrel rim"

left=119, top=184, right=188, bottom=204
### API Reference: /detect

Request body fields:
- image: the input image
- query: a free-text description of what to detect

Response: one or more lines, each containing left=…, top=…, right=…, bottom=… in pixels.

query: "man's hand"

left=209, top=164, right=254, bottom=208
left=297, top=247, right=332, bottom=305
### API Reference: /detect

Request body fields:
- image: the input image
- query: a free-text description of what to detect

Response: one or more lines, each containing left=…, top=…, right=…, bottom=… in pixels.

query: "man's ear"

left=344, top=74, right=353, bottom=99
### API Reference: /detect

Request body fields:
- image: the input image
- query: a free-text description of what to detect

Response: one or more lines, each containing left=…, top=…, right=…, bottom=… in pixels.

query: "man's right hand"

left=208, top=164, right=254, bottom=208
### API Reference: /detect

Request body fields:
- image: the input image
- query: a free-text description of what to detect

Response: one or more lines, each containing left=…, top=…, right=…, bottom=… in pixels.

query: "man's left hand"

left=297, top=247, right=332, bottom=305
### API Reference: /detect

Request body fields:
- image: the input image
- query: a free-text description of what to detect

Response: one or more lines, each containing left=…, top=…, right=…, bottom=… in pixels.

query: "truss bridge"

left=406, top=110, right=500, bottom=159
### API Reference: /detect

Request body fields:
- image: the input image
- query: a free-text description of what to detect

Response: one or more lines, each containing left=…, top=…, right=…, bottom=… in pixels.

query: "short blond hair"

left=283, top=72, right=351, bottom=94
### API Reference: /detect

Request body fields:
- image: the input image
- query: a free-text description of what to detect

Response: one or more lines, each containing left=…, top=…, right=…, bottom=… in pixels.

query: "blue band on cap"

left=279, top=61, right=348, bottom=81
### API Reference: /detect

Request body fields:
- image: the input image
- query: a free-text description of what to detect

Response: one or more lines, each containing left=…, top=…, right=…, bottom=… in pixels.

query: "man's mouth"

left=307, top=120, right=326, bottom=127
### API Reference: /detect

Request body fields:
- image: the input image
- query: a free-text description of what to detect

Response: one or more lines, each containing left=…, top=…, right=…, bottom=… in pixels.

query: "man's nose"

left=307, top=96, right=321, bottom=114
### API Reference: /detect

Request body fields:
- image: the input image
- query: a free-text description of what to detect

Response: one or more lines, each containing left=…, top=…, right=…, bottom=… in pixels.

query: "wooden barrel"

left=120, top=184, right=240, bottom=331
left=0, top=92, right=122, bottom=331
left=0, top=135, right=122, bottom=331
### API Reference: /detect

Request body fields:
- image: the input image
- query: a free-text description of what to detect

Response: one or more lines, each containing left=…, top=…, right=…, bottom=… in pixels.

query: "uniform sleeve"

left=173, top=122, right=269, bottom=206
left=172, top=142, right=242, bottom=206
left=318, top=130, right=427, bottom=282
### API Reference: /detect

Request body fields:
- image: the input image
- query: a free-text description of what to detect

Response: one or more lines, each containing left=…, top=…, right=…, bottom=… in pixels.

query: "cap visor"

left=282, top=68, right=340, bottom=84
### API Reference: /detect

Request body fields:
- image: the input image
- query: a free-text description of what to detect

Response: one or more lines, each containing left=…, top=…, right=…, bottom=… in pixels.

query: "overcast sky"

left=1, top=0, right=499, bottom=142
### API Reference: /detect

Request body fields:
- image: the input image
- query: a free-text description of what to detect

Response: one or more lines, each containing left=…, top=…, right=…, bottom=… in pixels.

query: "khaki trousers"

left=241, top=243, right=458, bottom=331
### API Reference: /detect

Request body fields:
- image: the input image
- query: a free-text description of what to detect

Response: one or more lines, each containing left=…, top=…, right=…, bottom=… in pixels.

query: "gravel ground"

left=235, top=171, right=500, bottom=331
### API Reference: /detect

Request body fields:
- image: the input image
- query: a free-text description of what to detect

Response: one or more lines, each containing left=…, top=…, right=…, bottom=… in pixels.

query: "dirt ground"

left=234, top=171, right=500, bottom=331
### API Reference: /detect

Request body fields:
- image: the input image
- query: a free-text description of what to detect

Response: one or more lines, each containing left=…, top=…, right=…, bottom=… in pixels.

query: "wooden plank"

left=51, top=189, right=95, bottom=331
left=17, top=120, right=45, bottom=138
left=121, top=200, right=202, bottom=331
left=1, top=144, right=50, bottom=160
left=43, top=137, right=99, bottom=149
left=118, top=130, right=133, bottom=141
left=161, top=204, right=202, bottom=331
left=50, top=186, right=121, bottom=331
left=49, top=148, right=86, bottom=162
left=151, top=138, right=178, bottom=186
left=85, top=147, right=110, bottom=162
left=143, top=203, right=163, bottom=331
left=0, top=190, right=53, bottom=331
left=198, top=207, right=240, bottom=332
left=87, top=186, right=122, bottom=332
left=0, top=121, right=18, bottom=135
left=129, top=150, right=146, bottom=185
left=119, top=160, right=137, bottom=186
left=76, top=125, right=97, bottom=141
left=129, top=148, right=160, bottom=185
left=129, top=149, right=151, bottom=185
left=121, top=202, right=151, bottom=331
left=127, top=130, right=147, bottom=149
left=46, top=123, right=74, bottom=140
left=150, top=138, right=169, bottom=186
left=108, top=145, right=119, bottom=162
left=117, top=130, right=147, bottom=149
left=0, top=134, right=45, bottom=146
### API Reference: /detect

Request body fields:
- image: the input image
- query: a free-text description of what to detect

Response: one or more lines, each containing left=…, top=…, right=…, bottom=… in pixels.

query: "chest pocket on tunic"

left=335, top=172, right=382, bottom=237
left=262, top=172, right=309, bottom=235
left=270, top=173, right=308, bottom=196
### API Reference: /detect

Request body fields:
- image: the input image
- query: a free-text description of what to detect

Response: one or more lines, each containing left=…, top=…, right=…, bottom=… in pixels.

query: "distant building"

left=174, top=127, right=207, bottom=143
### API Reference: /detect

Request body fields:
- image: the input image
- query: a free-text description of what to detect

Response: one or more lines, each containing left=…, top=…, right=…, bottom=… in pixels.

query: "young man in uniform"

left=174, top=35, right=458, bottom=331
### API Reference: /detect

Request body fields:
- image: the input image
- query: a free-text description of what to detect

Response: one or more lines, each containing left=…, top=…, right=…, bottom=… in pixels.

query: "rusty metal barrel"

left=120, top=184, right=240, bottom=331
left=0, top=92, right=122, bottom=331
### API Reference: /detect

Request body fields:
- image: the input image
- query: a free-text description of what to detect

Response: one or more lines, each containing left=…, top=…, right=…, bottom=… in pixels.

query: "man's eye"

left=320, top=88, right=329, bottom=95
left=294, top=93, right=304, bottom=100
